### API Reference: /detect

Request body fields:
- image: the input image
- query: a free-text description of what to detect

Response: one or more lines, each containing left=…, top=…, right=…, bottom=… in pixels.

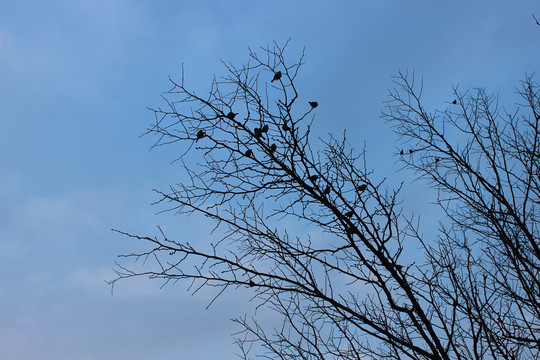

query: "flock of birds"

left=193, top=70, right=369, bottom=215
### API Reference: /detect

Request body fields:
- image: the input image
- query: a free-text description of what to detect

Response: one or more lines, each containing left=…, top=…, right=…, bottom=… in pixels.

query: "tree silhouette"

left=111, top=41, right=539, bottom=360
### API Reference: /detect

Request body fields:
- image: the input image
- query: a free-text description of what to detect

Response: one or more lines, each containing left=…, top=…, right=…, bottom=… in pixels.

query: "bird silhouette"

left=309, top=101, right=318, bottom=108
left=357, top=184, right=367, bottom=192
left=270, top=143, right=277, bottom=153
left=323, top=186, right=331, bottom=195
left=395, top=264, right=404, bottom=271
left=308, top=175, right=319, bottom=183
left=254, top=127, right=263, bottom=138
left=196, top=130, right=205, bottom=141
left=271, top=71, right=282, bottom=82
left=249, top=280, right=255, bottom=287
left=261, top=124, right=269, bottom=133
left=345, top=210, right=354, bottom=218
left=244, top=149, right=253, bottom=158
left=226, top=112, right=238, bottom=120
left=282, top=122, right=290, bottom=131
left=435, top=157, right=440, bottom=163
left=452, top=100, right=457, bottom=105
left=400, top=149, right=404, bottom=155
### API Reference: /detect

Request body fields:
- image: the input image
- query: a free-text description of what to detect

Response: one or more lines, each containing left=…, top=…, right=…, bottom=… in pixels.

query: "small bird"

left=271, top=71, right=282, bottom=82
left=308, top=175, right=319, bottom=183
left=244, top=149, right=253, bottom=158
left=345, top=210, right=354, bottom=218
left=409, top=149, right=414, bottom=154
left=395, top=264, right=404, bottom=271
left=309, top=101, right=318, bottom=108
left=282, top=122, right=290, bottom=131
left=357, top=184, right=367, bottom=192
left=323, top=186, right=331, bottom=195
left=452, top=100, right=457, bottom=105
left=435, top=157, right=440, bottom=163
left=226, top=112, right=238, bottom=120
left=270, top=143, right=277, bottom=153
left=400, top=149, right=404, bottom=155
left=254, top=127, right=263, bottom=138
left=249, top=280, right=255, bottom=287
left=196, top=130, right=205, bottom=141
left=261, top=124, right=269, bottom=133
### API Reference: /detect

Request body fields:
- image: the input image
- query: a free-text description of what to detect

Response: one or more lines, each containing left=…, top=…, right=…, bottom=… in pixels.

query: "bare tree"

left=110, top=41, right=539, bottom=360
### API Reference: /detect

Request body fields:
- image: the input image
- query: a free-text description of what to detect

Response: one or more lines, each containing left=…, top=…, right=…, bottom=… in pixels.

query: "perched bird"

left=271, top=71, right=282, bottom=82
left=196, top=130, right=205, bottom=141
left=261, top=124, right=269, bottom=133
left=357, top=184, right=367, bottom=192
left=270, top=143, right=277, bottom=153
left=244, top=149, right=253, bottom=158
left=323, top=186, right=331, bottom=195
left=409, top=149, right=414, bottom=154
left=452, top=100, right=457, bottom=105
left=226, top=112, right=238, bottom=120
left=400, top=149, right=404, bottom=155
left=308, top=175, right=319, bottom=183
left=282, top=122, right=290, bottom=131
left=309, top=101, right=318, bottom=108
left=435, top=157, right=440, bottom=163
left=395, top=264, right=404, bottom=271
left=345, top=210, right=354, bottom=218
left=249, top=280, right=255, bottom=287
left=254, top=127, right=263, bottom=138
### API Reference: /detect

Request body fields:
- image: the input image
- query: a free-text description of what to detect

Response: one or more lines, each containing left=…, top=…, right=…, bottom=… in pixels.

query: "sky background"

left=1, top=1, right=539, bottom=359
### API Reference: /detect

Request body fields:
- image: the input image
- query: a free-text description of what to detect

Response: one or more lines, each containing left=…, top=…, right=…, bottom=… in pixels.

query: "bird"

left=345, top=210, right=354, bottom=218
left=395, top=264, right=404, bottom=271
left=261, top=124, right=269, bottom=133
left=249, top=280, right=255, bottom=287
left=244, top=149, right=253, bottom=158
left=254, top=127, right=263, bottom=138
left=226, top=112, right=238, bottom=120
left=282, top=122, right=290, bottom=131
left=196, top=130, right=205, bottom=141
left=409, top=149, right=414, bottom=154
left=271, top=71, right=282, bottom=82
left=452, top=100, right=457, bottom=105
left=270, top=143, right=277, bottom=153
left=400, top=149, right=404, bottom=155
left=435, top=157, right=440, bottom=163
left=309, top=101, right=318, bottom=108
left=357, top=184, right=367, bottom=192
left=323, top=186, right=331, bottom=195
left=308, top=175, right=319, bottom=183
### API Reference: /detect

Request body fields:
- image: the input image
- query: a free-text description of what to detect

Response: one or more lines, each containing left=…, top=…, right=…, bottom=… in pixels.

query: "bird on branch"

left=261, top=124, right=269, bottom=133
left=452, top=100, right=457, bottom=105
left=270, top=143, right=277, bottom=153
left=196, top=130, right=205, bottom=141
left=309, top=101, right=318, bottom=108
left=254, top=127, right=263, bottom=138
left=323, top=186, right=331, bottom=195
left=244, top=149, right=253, bottom=158
left=357, top=184, right=367, bottom=192
left=226, top=112, right=238, bottom=120
left=282, top=122, right=290, bottom=131
left=271, top=71, right=282, bottom=82
left=345, top=210, right=354, bottom=218
left=308, top=175, right=319, bottom=183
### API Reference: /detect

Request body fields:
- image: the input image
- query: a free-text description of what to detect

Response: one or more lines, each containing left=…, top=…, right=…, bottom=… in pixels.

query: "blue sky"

left=1, top=1, right=539, bottom=359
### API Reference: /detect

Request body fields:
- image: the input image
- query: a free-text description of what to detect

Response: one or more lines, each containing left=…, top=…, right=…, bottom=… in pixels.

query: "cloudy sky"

left=1, top=1, right=539, bottom=359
